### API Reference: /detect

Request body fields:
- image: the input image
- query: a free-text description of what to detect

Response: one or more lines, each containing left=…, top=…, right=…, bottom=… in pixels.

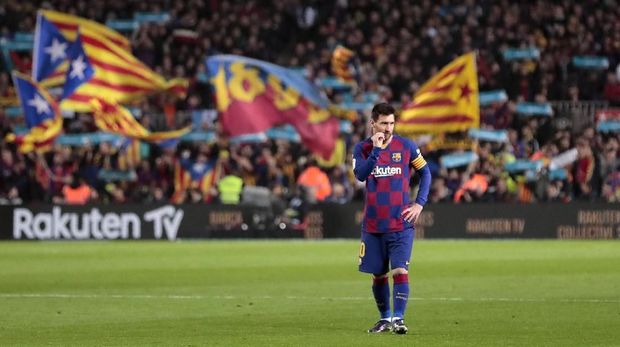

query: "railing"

left=550, top=100, right=609, bottom=132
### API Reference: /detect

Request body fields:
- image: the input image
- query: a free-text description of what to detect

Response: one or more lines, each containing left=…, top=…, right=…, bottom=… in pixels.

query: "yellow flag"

left=400, top=52, right=479, bottom=134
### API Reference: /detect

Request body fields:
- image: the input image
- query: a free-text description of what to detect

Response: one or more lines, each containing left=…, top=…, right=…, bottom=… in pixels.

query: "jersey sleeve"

left=408, top=140, right=431, bottom=206
left=352, top=141, right=381, bottom=182
left=409, top=142, right=427, bottom=171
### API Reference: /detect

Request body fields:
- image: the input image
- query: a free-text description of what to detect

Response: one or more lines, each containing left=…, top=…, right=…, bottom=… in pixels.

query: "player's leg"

left=366, top=272, right=392, bottom=333
left=387, top=227, right=414, bottom=334
left=359, top=231, right=391, bottom=332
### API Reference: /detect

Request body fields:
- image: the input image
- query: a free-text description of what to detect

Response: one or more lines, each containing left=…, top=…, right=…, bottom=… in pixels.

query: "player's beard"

left=383, top=131, right=392, bottom=143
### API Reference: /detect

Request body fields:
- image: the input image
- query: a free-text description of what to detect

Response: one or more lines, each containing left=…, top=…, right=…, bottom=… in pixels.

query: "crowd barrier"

left=1, top=203, right=619, bottom=240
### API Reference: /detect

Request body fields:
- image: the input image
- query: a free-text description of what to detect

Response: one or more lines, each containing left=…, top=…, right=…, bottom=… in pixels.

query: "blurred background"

left=0, top=0, right=619, bottom=239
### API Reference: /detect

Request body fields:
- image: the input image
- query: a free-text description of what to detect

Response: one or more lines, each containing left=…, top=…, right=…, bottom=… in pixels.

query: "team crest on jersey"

left=392, top=152, right=402, bottom=162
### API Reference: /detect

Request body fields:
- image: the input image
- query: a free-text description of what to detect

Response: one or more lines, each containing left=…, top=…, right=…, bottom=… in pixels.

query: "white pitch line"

left=0, top=293, right=619, bottom=304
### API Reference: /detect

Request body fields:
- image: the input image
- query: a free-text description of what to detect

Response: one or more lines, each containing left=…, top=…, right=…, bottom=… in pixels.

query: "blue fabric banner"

left=597, top=120, right=620, bottom=133
left=468, top=128, right=509, bottom=142
left=440, top=151, right=479, bottom=169
left=504, top=159, right=543, bottom=173
left=133, top=12, right=170, bottom=24
left=479, top=90, right=508, bottom=106
left=516, top=102, right=553, bottom=116
left=572, top=56, right=609, bottom=70
left=502, top=48, right=540, bottom=61
left=106, top=19, right=139, bottom=32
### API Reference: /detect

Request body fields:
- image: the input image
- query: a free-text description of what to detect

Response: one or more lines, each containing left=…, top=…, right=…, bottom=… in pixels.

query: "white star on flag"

left=44, top=38, right=68, bottom=62
left=69, top=55, right=88, bottom=80
left=27, top=94, right=51, bottom=115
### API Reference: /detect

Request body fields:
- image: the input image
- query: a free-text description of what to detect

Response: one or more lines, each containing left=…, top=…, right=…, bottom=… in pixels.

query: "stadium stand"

left=0, top=0, right=619, bottom=206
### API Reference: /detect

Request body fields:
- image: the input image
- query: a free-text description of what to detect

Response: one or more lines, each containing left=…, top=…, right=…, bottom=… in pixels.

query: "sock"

left=392, top=273, right=409, bottom=319
left=372, top=276, right=391, bottom=319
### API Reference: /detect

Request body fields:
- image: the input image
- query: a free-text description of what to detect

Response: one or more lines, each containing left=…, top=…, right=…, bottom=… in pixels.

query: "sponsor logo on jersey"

left=371, top=165, right=402, bottom=177
left=392, top=152, right=402, bottom=162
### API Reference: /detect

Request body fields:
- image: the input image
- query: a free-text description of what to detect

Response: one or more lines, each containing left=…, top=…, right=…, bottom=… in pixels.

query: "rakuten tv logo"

left=371, top=165, right=402, bottom=178
left=12, top=205, right=184, bottom=240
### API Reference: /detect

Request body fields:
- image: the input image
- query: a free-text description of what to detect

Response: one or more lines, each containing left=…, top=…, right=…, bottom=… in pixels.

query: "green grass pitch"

left=0, top=240, right=619, bottom=346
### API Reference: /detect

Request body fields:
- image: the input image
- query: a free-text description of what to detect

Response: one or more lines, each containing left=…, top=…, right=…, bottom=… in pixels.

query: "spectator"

left=297, top=160, right=332, bottom=202
left=217, top=170, right=244, bottom=204
left=0, top=0, right=619, bottom=206
left=0, top=186, right=23, bottom=205
left=57, top=173, right=95, bottom=205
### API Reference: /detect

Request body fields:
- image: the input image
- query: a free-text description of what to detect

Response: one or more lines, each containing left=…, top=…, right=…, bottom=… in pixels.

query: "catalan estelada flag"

left=206, top=55, right=339, bottom=159
left=331, top=45, right=358, bottom=84
left=171, top=158, right=221, bottom=203
left=400, top=52, right=479, bottom=134
left=89, top=98, right=191, bottom=142
left=33, top=10, right=187, bottom=108
left=6, top=72, right=63, bottom=153
left=117, top=137, right=141, bottom=170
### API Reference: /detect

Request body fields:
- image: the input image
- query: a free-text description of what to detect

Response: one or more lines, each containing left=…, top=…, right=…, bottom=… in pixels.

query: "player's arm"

left=413, top=162, right=431, bottom=206
left=352, top=134, right=385, bottom=181
left=352, top=143, right=379, bottom=182
left=402, top=145, right=431, bottom=223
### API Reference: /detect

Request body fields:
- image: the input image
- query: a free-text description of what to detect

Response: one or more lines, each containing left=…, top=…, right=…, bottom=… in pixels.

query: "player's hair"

left=371, top=103, right=396, bottom=121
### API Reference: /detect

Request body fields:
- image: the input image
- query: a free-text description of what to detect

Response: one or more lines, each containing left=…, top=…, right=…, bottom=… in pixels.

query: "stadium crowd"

left=1, top=0, right=620, bottom=206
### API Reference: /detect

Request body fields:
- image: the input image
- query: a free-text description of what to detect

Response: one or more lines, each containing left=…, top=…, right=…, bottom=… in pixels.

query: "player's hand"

left=402, top=203, right=423, bottom=223
left=371, top=132, right=385, bottom=147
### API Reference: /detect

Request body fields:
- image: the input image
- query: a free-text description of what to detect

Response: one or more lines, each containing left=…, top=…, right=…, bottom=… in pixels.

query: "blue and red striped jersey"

left=353, top=135, right=431, bottom=233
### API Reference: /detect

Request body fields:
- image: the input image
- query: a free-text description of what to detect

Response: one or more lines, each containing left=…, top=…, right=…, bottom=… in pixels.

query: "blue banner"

left=440, top=151, right=478, bottom=169
left=572, top=56, right=609, bottom=70
left=549, top=168, right=568, bottom=181
left=98, top=169, right=137, bottom=182
left=504, top=159, right=543, bottom=173
left=0, top=40, right=33, bottom=51
left=14, top=32, right=34, bottom=43
left=5, top=106, right=22, bottom=117
left=479, top=90, right=508, bottom=106
left=502, top=48, right=540, bottom=61
left=468, top=128, right=508, bottom=143
left=133, top=12, right=170, bottom=24
left=56, top=132, right=123, bottom=146
left=597, top=120, right=620, bottom=133
left=516, top=102, right=553, bottom=116
left=338, top=101, right=373, bottom=111
left=266, top=125, right=301, bottom=142
left=229, top=133, right=269, bottom=144
left=106, top=19, right=139, bottom=32
left=180, top=131, right=215, bottom=142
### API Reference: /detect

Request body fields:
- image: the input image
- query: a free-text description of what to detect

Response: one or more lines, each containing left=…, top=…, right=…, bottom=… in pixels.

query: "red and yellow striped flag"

left=117, top=138, right=141, bottom=170
left=38, top=10, right=187, bottom=109
left=331, top=45, right=356, bottom=83
left=171, top=159, right=221, bottom=203
left=6, top=72, right=63, bottom=153
left=38, top=10, right=129, bottom=87
left=399, top=52, right=479, bottom=134
left=90, top=98, right=190, bottom=142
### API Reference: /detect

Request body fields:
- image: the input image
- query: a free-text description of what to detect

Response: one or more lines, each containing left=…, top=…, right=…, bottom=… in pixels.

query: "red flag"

left=207, top=55, right=339, bottom=159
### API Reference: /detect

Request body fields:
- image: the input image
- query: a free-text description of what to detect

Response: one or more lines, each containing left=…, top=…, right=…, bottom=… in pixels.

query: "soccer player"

left=353, top=103, right=431, bottom=334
